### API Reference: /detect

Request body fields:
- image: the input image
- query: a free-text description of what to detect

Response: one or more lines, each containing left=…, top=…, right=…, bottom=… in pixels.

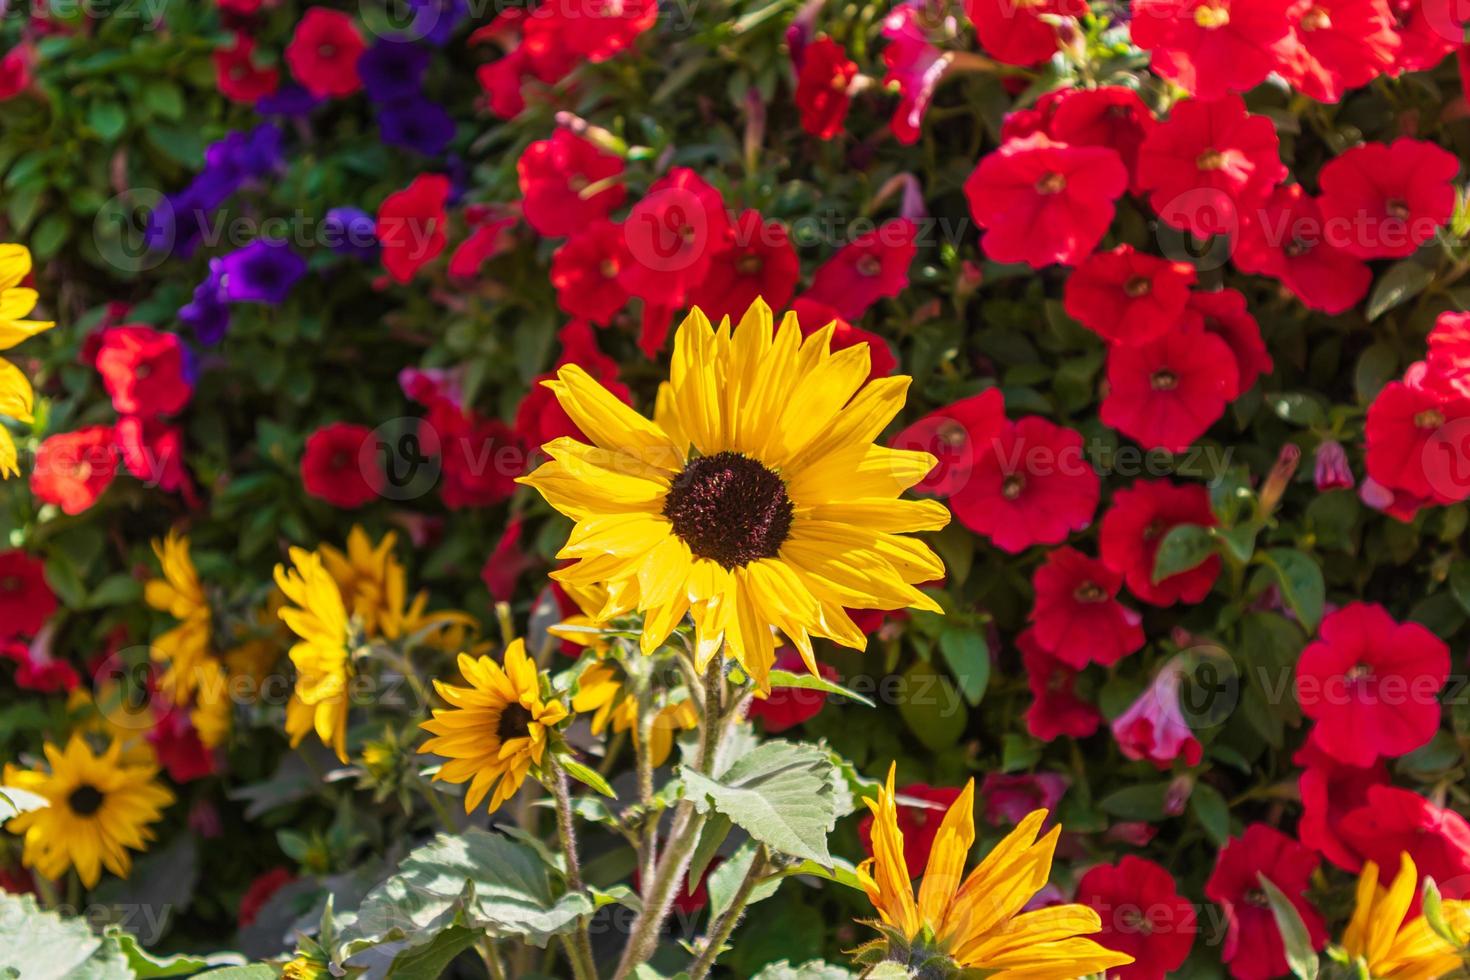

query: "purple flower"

left=377, top=98, right=455, bottom=156
left=180, top=260, right=231, bottom=345
left=204, top=124, right=284, bottom=185
left=323, top=207, right=379, bottom=259
left=220, top=240, right=307, bottom=306
left=1314, top=439, right=1354, bottom=491
left=359, top=40, right=430, bottom=103
left=399, top=0, right=469, bottom=45
left=255, top=82, right=322, bottom=118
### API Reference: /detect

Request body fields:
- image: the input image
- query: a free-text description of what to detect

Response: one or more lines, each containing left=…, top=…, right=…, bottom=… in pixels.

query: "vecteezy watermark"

left=2, top=0, right=170, bottom=26
left=1421, top=416, right=1470, bottom=504
left=366, top=416, right=443, bottom=502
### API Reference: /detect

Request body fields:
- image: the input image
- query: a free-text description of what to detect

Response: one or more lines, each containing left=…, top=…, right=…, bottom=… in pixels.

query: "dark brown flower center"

left=1035, top=172, right=1067, bottom=195
left=1073, top=582, right=1107, bottom=603
left=1124, top=275, right=1151, bottom=298
left=496, top=703, right=534, bottom=743
left=737, top=254, right=764, bottom=276
left=1151, top=369, right=1179, bottom=391
left=0, top=575, right=19, bottom=593
left=1386, top=198, right=1410, bottom=221
left=856, top=254, right=882, bottom=277
left=1196, top=148, right=1225, bottom=171
left=663, top=450, right=794, bottom=569
left=1002, top=474, right=1026, bottom=499
left=68, top=784, right=104, bottom=817
left=1416, top=408, right=1446, bottom=430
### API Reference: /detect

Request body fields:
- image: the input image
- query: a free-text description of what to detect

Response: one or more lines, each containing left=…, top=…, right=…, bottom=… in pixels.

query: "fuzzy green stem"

left=549, top=758, right=599, bottom=980
left=688, top=845, right=768, bottom=980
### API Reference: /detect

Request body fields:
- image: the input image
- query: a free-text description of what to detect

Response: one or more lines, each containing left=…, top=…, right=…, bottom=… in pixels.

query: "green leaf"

left=1154, top=524, right=1216, bottom=582
left=384, top=924, right=478, bottom=979
left=30, top=214, right=70, bottom=261
left=559, top=758, right=616, bottom=799
left=680, top=740, right=843, bottom=865
left=706, top=839, right=782, bottom=922
left=1366, top=260, right=1433, bottom=321
left=750, top=960, right=855, bottom=979
left=193, top=969, right=278, bottom=980
left=1190, top=783, right=1230, bottom=845
left=1266, top=392, right=1327, bottom=427
left=1354, top=343, right=1398, bottom=403
left=688, top=811, right=732, bottom=889
left=1216, top=525, right=1260, bottom=563
left=767, top=668, right=875, bottom=707
left=1258, top=875, right=1320, bottom=980
left=896, top=661, right=967, bottom=751
left=1260, top=549, right=1325, bottom=632
left=0, top=892, right=111, bottom=979
left=938, top=629, right=990, bottom=706
left=106, top=929, right=234, bottom=977
left=0, top=786, right=48, bottom=820
left=88, top=101, right=128, bottom=141
left=1100, top=782, right=1172, bottom=821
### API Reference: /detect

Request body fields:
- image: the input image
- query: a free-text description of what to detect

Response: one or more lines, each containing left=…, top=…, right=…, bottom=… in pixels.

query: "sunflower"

left=275, top=547, right=355, bottom=762
left=1340, top=852, right=1470, bottom=980
left=3, top=735, right=173, bottom=887
left=320, top=525, right=474, bottom=644
left=0, top=244, right=55, bottom=478
left=144, top=531, right=216, bottom=700
left=855, top=764, right=1132, bottom=979
left=519, top=300, right=949, bottom=690
left=418, top=639, right=568, bottom=813
left=572, top=662, right=697, bottom=767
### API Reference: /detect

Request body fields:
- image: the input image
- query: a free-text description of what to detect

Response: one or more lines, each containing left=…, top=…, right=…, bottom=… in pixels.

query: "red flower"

left=617, top=168, right=732, bottom=308
left=1, top=632, right=79, bottom=694
left=1426, top=310, right=1470, bottom=395
left=1188, top=288, right=1273, bottom=396
left=1111, top=662, right=1203, bottom=767
left=482, top=516, right=536, bottom=603
left=518, top=131, right=626, bottom=239
left=1295, top=602, right=1448, bottom=767
left=747, top=649, right=838, bottom=732
left=687, top=211, right=800, bottom=323
left=1135, top=94, right=1286, bottom=237
left=791, top=298, right=899, bottom=381
left=1019, top=628, right=1102, bottom=742
left=1101, top=322, right=1239, bottom=451
left=539, top=0, right=658, bottom=62
left=1364, top=378, right=1470, bottom=503
left=214, top=33, right=279, bottom=103
left=0, top=551, right=56, bottom=639
left=30, top=426, right=118, bottom=515
left=239, top=868, right=295, bottom=928
left=1129, top=0, right=1292, bottom=97
left=1317, top=138, right=1459, bottom=259
left=429, top=399, right=523, bottom=509
left=1029, top=547, right=1144, bottom=668
left=804, top=218, right=917, bottom=321
left=1338, top=785, right=1470, bottom=897
left=858, top=782, right=967, bottom=871
left=147, top=704, right=217, bottom=783
left=377, top=174, right=451, bottom=284
left=966, top=0, right=1087, bottom=65
left=890, top=388, right=1007, bottom=497
left=1204, top=825, right=1327, bottom=980
left=881, top=4, right=947, bottom=144
left=1047, top=86, right=1157, bottom=193
left=1275, top=0, right=1398, bottom=103
left=979, top=772, right=1069, bottom=826
left=1063, top=245, right=1196, bottom=347
left=300, top=422, right=379, bottom=509
left=515, top=321, right=632, bottom=450
left=1076, top=856, right=1198, bottom=980
left=95, top=325, right=193, bottom=418
left=0, top=48, right=32, bottom=101
left=1234, top=184, right=1372, bottom=315
left=1390, top=0, right=1460, bottom=71
left=550, top=221, right=631, bottom=325
left=448, top=214, right=518, bottom=280
left=284, top=8, right=364, bottom=99
left=795, top=37, right=857, bottom=139
left=1293, top=740, right=1388, bottom=871
left=1100, top=480, right=1220, bottom=606
left=950, top=416, right=1100, bottom=553
left=116, top=416, right=196, bottom=504
left=965, top=133, right=1128, bottom=268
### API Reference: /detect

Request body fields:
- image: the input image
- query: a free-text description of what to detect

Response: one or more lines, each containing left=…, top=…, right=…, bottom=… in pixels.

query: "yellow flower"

left=0, top=244, right=55, bottom=478
left=856, top=764, right=1132, bottom=979
left=144, top=531, right=216, bottom=700
left=320, top=525, right=475, bottom=643
left=3, top=735, right=173, bottom=887
left=519, top=300, right=948, bottom=690
left=1341, top=853, right=1470, bottom=980
left=572, top=662, right=697, bottom=767
left=275, top=548, right=354, bottom=762
left=418, top=639, right=568, bottom=813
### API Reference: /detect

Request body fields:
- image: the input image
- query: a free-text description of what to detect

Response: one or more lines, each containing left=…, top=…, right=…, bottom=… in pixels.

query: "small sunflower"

left=572, top=662, right=697, bottom=767
left=3, top=735, right=173, bottom=887
left=1340, top=852, right=1470, bottom=980
left=319, top=525, right=398, bottom=636
left=275, top=547, right=354, bottom=762
left=419, top=639, right=568, bottom=813
left=520, top=300, right=948, bottom=690
left=855, top=764, right=1132, bottom=979
left=144, top=531, right=216, bottom=700
left=0, top=243, right=55, bottom=478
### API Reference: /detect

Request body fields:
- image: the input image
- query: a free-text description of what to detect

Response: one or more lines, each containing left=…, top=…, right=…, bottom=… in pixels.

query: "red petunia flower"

left=1317, top=138, right=1459, bottom=259
left=1101, top=321, right=1239, bottom=451
left=1111, top=661, right=1203, bottom=767
left=858, top=782, right=966, bottom=871
left=1047, top=86, right=1157, bottom=193
left=1028, top=547, right=1144, bottom=668
left=428, top=399, right=523, bottom=509
left=1205, top=825, right=1327, bottom=980
left=95, top=325, right=193, bottom=418
left=300, top=422, right=379, bottom=509
left=147, top=703, right=217, bottom=783
left=1364, top=377, right=1470, bottom=503
left=550, top=220, right=631, bottom=325
left=540, top=0, right=658, bottom=62
left=1019, top=628, right=1103, bottom=742
left=790, top=298, right=899, bottom=381
left=1390, top=0, right=1460, bottom=71
left=881, top=3, right=948, bottom=144
left=239, top=868, right=295, bottom=928
left=1426, top=310, right=1470, bottom=395
left=515, top=321, right=632, bottom=450
left=688, top=211, right=800, bottom=323
left=1076, top=856, right=1198, bottom=980
left=214, top=33, right=279, bottom=103
left=116, top=416, right=196, bottom=504
left=472, top=11, right=577, bottom=119
left=617, top=168, right=732, bottom=309
left=890, top=388, right=1007, bottom=497
left=1129, top=0, right=1293, bottom=97
left=804, top=218, right=917, bottom=321
left=965, top=132, right=1128, bottom=268
left=965, top=0, right=1087, bottom=65
left=1188, top=288, right=1273, bottom=395
left=518, top=130, right=627, bottom=239
left=1338, top=785, right=1470, bottom=897
left=447, top=214, right=518, bottom=280
left=0, top=48, right=32, bottom=102
left=0, top=550, right=56, bottom=639
left=377, top=174, right=451, bottom=284
left=1135, top=94, right=1286, bottom=237
left=1295, top=601, right=1449, bottom=767
left=284, top=7, right=364, bottom=99
left=30, top=426, right=118, bottom=516
left=1275, top=0, right=1399, bottom=103
left=1234, top=184, right=1372, bottom=315
left=1, top=630, right=79, bottom=693
left=795, top=37, right=857, bottom=139
left=747, top=648, right=838, bottom=732
left=1293, top=740, right=1388, bottom=871
left=1063, top=245, right=1196, bottom=347
left=950, top=415, right=1100, bottom=553
left=980, top=772, right=1069, bottom=826
left=1100, top=479, right=1220, bottom=606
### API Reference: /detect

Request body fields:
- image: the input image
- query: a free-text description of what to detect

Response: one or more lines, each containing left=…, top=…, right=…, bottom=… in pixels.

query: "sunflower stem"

left=477, top=937, right=508, bottom=980
left=549, top=758, right=599, bottom=980
left=687, top=844, right=768, bottom=980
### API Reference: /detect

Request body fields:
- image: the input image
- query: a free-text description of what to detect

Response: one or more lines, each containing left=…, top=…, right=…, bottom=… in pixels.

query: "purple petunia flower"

left=322, top=207, right=380, bottom=259
left=220, top=240, right=307, bottom=306
left=204, top=124, right=284, bottom=185
left=255, top=82, right=322, bottom=118
left=180, top=259, right=231, bottom=345
left=377, top=97, right=455, bottom=156
left=400, top=0, right=469, bottom=46
left=358, top=40, right=431, bottom=103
